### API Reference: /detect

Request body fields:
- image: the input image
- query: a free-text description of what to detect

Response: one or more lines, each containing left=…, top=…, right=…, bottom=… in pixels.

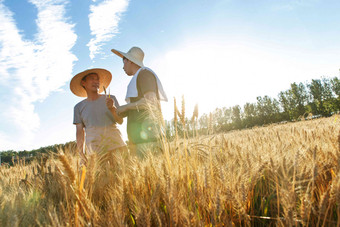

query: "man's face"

left=81, top=73, right=100, bottom=93
left=123, top=57, right=133, bottom=76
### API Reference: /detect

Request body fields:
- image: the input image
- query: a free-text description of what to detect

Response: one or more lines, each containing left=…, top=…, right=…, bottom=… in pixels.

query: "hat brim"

left=70, top=68, right=112, bottom=97
left=111, top=48, right=144, bottom=67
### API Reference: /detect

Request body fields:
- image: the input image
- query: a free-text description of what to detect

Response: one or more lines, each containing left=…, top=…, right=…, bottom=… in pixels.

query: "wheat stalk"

left=174, top=97, right=178, bottom=142
left=58, top=153, right=75, bottom=183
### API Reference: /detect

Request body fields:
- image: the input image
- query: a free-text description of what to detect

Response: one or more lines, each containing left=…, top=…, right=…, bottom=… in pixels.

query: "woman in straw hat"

left=70, top=68, right=127, bottom=161
left=111, top=47, right=167, bottom=158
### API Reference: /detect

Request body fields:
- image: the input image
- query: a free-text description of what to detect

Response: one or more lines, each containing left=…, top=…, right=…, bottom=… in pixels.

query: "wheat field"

left=0, top=115, right=339, bottom=226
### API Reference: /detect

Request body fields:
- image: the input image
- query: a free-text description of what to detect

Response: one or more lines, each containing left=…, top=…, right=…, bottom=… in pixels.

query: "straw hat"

left=111, top=46, right=144, bottom=67
left=70, top=68, right=112, bottom=97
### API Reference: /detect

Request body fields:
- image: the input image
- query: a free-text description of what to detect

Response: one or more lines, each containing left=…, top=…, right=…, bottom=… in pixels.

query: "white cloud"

left=87, top=0, right=129, bottom=59
left=0, top=0, right=77, bottom=151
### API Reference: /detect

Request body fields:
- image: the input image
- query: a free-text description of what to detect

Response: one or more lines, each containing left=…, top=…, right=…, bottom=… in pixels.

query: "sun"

left=154, top=42, right=254, bottom=119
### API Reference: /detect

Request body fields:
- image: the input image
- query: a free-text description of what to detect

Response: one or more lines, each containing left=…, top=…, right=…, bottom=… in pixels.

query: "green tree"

left=256, top=96, right=280, bottom=124
left=290, top=82, right=308, bottom=119
left=278, top=91, right=291, bottom=121
left=308, top=79, right=334, bottom=116
left=330, top=77, right=340, bottom=111
left=243, top=102, right=257, bottom=128
left=278, top=83, right=307, bottom=120
left=213, top=108, right=224, bottom=132
left=331, top=77, right=340, bottom=97
left=231, top=105, right=242, bottom=129
left=198, top=113, right=208, bottom=135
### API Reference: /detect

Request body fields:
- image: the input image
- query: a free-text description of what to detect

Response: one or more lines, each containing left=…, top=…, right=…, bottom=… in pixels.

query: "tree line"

left=0, top=141, right=76, bottom=165
left=164, top=76, right=339, bottom=138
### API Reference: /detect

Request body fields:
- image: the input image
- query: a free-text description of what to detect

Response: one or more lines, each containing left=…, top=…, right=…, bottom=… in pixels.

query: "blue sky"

left=0, top=0, right=339, bottom=151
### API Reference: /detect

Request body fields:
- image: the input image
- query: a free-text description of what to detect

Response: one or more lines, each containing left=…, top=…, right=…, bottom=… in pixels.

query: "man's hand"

left=117, top=105, right=129, bottom=116
left=106, top=97, right=116, bottom=111
left=107, top=99, right=124, bottom=124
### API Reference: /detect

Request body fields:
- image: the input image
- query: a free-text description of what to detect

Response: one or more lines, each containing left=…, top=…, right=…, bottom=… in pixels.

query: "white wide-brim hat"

left=111, top=46, right=144, bottom=67
left=70, top=68, right=112, bottom=97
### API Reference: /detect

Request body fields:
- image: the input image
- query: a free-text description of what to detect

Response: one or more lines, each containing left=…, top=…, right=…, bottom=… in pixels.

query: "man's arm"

left=117, top=91, right=158, bottom=116
left=76, top=123, right=85, bottom=155
left=110, top=108, right=123, bottom=124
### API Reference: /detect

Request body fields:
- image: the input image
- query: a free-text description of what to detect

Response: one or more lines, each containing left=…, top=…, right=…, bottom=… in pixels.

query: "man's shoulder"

left=74, top=99, right=87, bottom=109
left=137, top=69, right=156, bottom=84
left=138, top=68, right=155, bottom=78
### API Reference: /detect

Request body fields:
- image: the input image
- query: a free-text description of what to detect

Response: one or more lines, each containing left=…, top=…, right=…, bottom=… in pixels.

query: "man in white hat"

left=111, top=47, right=167, bottom=157
left=70, top=68, right=127, bottom=161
